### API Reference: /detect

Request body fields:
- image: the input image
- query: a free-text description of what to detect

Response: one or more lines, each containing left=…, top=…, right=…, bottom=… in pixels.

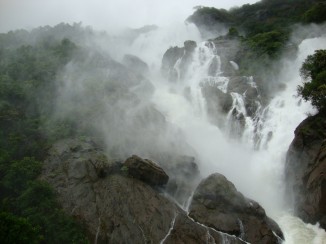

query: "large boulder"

left=123, top=155, right=169, bottom=187
left=161, top=46, right=184, bottom=82
left=211, top=38, right=240, bottom=76
left=227, top=76, right=260, bottom=117
left=161, top=40, right=197, bottom=82
left=122, top=54, right=149, bottom=77
left=188, top=173, right=284, bottom=243
left=201, top=82, right=233, bottom=115
left=155, top=154, right=201, bottom=206
left=285, top=112, right=326, bottom=229
left=184, top=40, right=197, bottom=53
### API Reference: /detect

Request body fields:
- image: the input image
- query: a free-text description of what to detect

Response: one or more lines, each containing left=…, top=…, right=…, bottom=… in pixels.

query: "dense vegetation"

left=0, top=24, right=89, bottom=243
left=298, top=49, right=326, bottom=113
left=188, top=0, right=326, bottom=75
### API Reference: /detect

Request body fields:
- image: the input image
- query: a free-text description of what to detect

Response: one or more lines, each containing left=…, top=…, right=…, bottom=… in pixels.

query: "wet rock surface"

left=188, top=173, right=284, bottom=243
left=122, top=54, right=149, bottom=77
left=285, top=113, right=326, bottom=229
left=211, top=38, right=240, bottom=76
left=42, top=138, right=283, bottom=243
left=161, top=40, right=197, bottom=82
left=123, top=155, right=169, bottom=187
left=42, top=139, right=177, bottom=243
left=160, top=38, right=262, bottom=138
left=163, top=214, right=246, bottom=244
left=158, top=154, right=201, bottom=206
left=161, top=46, right=185, bottom=82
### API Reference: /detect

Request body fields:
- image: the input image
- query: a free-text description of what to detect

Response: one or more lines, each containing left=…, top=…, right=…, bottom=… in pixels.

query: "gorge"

left=0, top=0, right=326, bottom=243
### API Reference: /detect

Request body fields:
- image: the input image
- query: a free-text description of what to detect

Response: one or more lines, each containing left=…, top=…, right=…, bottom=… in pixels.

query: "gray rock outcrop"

left=161, top=40, right=197, bottom=82
left=42, top=138, right=177, bottom=243
left=160, top=38, right=262, bottom=138
left=159, top=154, right=201, bottom=206
left=188, top=173, right=284, bottom=243
left=122, top=54, right=149, bottom=77
left=161, top=46, right=184, bottom=82
left=285, top=113, right=326, bottom=229
left=210, top=38, right=240, bottom=76
left=123, top=155, right=169, bottom=187
left=42, top=138, right=283, bottom=243
left=163, top=214, right=246, bottom=244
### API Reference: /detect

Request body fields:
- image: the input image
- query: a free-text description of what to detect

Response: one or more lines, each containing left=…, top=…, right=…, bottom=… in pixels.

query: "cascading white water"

left=264, top=36, right=326, bottom=244
left=127, top=24, right=326, bottom=243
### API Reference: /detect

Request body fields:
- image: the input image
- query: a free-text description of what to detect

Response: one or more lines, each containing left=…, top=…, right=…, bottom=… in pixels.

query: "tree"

left=298, top=49, right=326, bottom=113
left=246, top=30, right=287, bottom=57
left=303, top=2, right=326, bottom=24
left=0, top=212, right=41, bottom=244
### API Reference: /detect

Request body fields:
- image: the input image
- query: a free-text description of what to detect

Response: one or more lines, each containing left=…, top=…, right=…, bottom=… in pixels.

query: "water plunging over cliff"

left=127, top=24, right=326, bottom=243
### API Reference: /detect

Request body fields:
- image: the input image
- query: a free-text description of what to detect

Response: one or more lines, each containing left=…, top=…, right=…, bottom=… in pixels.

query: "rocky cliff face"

left=42, top=138, right=283, bottom=243
left=285, top=113, right=326, bottom=229
left=189, top=173, right=284, bottom=244
left=161, top=38, right=262, bottom=139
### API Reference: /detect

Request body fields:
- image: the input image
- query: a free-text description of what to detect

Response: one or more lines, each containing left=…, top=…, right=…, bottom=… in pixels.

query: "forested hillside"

left=0, top=24, right=90, bottom=243
left=188, top=0, right=326, bottom=75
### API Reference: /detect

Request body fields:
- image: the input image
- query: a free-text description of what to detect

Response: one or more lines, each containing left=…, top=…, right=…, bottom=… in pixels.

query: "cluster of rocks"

left=42, top=138, right=283, bottom=243
left=161, top=39, right=262, bottom=138
left=161, top=40, right=197, bottom=82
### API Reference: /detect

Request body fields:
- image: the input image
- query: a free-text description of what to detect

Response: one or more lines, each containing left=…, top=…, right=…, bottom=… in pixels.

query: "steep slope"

left=285, top=112, right=326, bottom=229
left=42, top=138, right=283, bottom=243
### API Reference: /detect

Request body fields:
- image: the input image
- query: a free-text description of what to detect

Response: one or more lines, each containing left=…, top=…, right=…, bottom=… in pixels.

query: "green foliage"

left=188, top=7, right=234, bottom=26
left=230, top=0, right=318, bottom=36
left=298, top=50, right=326, bottom=112
left=297, top=112, right=326, bottom=139
left=303, top=2, right=326, bottom=24
left=0, top=24, right=89, bottom=243
left=189, top=0, right=319, bottom=37
left=227, top=27, right=239, bottom=39
left=0, top=30, right=83, bottom=159
left=246, top=30, right=288, bottom=57
left=188, top=0, right=320, bottom=76
left=54, top=38, right=77, bottom=62
left=0, top=158, right=89, bottom=243
left=1, top=157, right=42, bottom=195
left=0, top=212, right=41, bottom=244
left=17, top=181, right=88, bottom=244
left=120, top=165, right=129, bottom=175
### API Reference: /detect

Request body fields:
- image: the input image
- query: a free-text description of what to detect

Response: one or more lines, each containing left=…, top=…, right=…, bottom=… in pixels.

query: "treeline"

left=0, top=24, right=89, bottom=243
left=188, top=0, right=326, bottom=75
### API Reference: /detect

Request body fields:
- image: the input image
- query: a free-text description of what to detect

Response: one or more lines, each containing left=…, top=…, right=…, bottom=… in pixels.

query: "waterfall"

left=127, top=24, right=326, bottom=243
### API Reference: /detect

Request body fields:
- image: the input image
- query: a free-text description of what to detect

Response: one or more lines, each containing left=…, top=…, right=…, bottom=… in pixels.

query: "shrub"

left=298, top=49, right=326, bottom=113
left=0, top=212, right=41, bottom=244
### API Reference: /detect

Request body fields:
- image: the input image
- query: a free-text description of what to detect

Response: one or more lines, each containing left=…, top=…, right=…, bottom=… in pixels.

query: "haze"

left=0, top=0, right=259, bottom=32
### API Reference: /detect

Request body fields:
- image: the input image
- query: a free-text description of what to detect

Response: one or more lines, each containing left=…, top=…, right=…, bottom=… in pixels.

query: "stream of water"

left=124, top=22, right=326, bottom=243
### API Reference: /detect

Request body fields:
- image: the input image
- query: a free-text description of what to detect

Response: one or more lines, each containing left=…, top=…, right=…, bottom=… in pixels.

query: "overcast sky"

left=0, top=0, right=259, bottom=33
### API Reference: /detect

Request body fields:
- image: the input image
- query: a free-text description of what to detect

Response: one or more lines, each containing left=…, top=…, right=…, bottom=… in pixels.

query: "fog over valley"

left=0, top=0, right=259, bottom=32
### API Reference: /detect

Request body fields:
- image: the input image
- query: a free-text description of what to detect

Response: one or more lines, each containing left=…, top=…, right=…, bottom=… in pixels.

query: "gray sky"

left=0, top=0, right=259, bottom=32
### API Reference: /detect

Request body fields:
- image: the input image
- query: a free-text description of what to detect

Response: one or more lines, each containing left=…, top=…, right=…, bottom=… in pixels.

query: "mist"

left=1, top=0, right=326, bottom=242
left=48, top=19, right=326, bottom=212
left=0, top=0, right=259, bottom=33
